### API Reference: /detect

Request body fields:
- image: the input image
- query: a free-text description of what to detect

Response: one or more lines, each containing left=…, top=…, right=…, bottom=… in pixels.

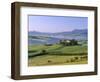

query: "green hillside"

left=28, top=43, right=88, bottom=66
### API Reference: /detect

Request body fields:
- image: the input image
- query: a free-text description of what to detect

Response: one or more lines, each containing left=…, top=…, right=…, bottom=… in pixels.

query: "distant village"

left=45, top=39, right=79, bottom=46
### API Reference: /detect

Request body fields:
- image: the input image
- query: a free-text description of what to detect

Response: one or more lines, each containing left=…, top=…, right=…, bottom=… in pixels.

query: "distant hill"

left=28, top=29, right=87, bottom=45
left=29, top=29, right=87, bottom=39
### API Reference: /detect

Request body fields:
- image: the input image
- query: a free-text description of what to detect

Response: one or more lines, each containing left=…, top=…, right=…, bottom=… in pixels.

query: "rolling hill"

left=28, top=29, right=87, bottom=45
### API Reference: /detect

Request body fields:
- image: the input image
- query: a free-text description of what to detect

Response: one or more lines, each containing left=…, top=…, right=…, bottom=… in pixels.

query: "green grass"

left=28, top=44, right=88, bottom=66
left=28, top=44, right=62, bottom=52
left=59, top=45, right=87, bottom=53
left=28, top=45, right=48, bottom=51
left=28, top=55, right=87, bottom=66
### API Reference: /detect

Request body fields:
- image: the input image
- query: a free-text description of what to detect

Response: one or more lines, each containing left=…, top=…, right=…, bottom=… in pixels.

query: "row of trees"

left=59, top=39, right=78, bottom=46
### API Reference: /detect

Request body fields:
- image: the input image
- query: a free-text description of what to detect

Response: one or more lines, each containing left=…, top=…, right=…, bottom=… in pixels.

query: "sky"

left=28, top=15, right=88, bottom=33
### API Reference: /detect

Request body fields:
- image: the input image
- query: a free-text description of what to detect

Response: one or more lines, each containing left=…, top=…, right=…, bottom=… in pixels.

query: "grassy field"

left=28, top=44, right=88, bottom=66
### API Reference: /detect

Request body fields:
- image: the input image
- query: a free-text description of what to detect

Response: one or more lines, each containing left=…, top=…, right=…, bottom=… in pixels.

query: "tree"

left=41, top=49, right=46, bottom=54
left=71, top=39, right=78, bottom=45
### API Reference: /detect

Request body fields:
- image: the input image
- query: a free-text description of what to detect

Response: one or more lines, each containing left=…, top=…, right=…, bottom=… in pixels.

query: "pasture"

left=28, top=43, right=88, bottom=66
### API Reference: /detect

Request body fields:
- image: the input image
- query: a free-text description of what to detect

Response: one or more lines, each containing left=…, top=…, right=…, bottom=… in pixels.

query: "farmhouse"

left=59, top=39, right=78, bottom=46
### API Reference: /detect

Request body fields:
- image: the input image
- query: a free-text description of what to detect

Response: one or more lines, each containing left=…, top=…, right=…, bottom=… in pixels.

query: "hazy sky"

left=28, top=15, right=88, bottom=33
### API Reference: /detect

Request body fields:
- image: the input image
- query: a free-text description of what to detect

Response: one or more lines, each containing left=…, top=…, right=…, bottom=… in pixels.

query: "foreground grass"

left=28, top=55, right=87, bottom=66
left=28, top=44, right=88, bottom=66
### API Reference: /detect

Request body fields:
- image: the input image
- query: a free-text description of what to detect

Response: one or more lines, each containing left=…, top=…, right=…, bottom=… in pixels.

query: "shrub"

left=48, top=60, right=52, bottom=63
left=74, top=57, right=79, bottom=60
left=41, top=49, right=46, bottom=54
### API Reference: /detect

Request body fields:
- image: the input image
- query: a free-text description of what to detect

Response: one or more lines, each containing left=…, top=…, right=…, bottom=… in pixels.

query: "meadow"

left=28, top=43, right=88, bottom=66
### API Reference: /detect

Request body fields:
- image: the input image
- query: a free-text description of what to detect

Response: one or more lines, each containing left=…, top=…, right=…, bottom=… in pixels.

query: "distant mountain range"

left=28, top=29, right=87, bottom=45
